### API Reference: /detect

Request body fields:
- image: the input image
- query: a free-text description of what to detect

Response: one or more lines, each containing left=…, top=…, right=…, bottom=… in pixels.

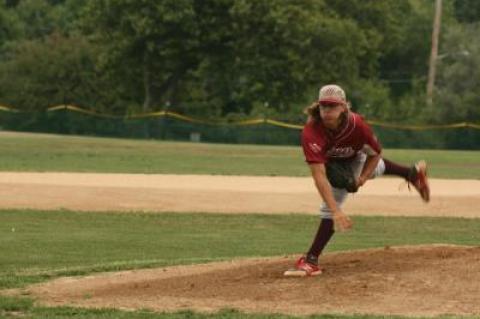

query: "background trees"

left=435, top=22, right=480, bottom=123
left=0, top=0, right=478, bottom=125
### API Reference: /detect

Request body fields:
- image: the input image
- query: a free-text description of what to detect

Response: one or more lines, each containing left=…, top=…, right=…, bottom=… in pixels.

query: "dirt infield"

left=19, top=245, right=480, bottom=317
left=0, top=172, right=479, bottom=217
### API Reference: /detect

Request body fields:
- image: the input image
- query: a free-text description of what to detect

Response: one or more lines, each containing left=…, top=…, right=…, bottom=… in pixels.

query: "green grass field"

left=0, top=132, right=479, bottom=178
left=0, top=132, right=479, bottom=318
left=2, top=210, right=479, bottom=289
left=1, top=210, right=480, bottom=319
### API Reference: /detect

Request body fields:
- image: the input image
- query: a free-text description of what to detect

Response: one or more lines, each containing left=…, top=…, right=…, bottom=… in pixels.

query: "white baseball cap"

left=318, top=84, right=346, bottom=105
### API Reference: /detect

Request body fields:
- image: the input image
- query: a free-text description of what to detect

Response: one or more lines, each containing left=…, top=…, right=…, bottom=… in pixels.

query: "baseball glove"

left=325, top=161, right=358, bottom=193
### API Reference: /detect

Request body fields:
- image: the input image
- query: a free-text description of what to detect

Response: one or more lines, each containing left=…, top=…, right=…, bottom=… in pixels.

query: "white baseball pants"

left=320, top=153, right=385, bottom=219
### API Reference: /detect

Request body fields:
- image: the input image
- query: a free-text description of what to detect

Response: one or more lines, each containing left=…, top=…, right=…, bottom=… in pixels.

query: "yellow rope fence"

left=0, top=104, right=478, bottom=130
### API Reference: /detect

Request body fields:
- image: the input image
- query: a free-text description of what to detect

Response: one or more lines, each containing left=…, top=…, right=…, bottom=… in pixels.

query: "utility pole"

left=426, top=0, right=442, bottom=107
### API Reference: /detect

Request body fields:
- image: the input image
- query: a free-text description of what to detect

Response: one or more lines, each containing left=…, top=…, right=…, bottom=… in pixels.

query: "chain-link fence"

left=0, top=105, right=479, bottom=149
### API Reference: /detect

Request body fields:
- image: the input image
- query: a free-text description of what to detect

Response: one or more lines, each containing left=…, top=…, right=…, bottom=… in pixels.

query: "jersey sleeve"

left=359, top=118, right=382, bottom=155
left=301, top=127, right=327, bottom=164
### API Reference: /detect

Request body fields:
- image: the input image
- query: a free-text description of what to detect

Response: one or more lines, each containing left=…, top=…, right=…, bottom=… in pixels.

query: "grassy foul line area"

left=1, top=210, right=480, bottom=318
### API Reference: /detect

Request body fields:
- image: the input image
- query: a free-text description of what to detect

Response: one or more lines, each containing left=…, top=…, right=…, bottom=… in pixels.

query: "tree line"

left=0, top=0, right=479, bottom=125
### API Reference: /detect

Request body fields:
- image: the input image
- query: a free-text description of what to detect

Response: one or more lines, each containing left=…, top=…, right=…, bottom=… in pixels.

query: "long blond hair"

left=303, top=101, right=350, bottom=123
left=304, top=101, right=321, bottom=122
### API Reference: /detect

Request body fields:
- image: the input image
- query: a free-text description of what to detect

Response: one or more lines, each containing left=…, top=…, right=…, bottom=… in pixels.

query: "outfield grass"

left=1, top=209, right=479, bottom=318
left=0, top=132, right=479, bottom=178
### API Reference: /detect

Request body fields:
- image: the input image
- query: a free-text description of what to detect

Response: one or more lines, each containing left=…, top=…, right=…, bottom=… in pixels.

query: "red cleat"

left=409, top=160, right=430, bottom=202
left=284, top=256, right=323, bottom=277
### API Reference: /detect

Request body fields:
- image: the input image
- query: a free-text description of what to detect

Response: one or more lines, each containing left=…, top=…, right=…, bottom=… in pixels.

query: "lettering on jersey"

left=308, top=143, right=322, bottom=154
left=326, top=146, right=355, bottom=158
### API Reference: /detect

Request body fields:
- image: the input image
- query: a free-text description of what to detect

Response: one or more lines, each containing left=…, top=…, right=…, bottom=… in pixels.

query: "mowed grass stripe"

left=0, top=132, right=479, bottom=178
left=0, top=295, right=435, bottom=319
left=1, top=209, right=480, bottom=289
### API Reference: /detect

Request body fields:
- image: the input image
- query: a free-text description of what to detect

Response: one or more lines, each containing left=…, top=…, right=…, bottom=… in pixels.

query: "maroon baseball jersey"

left=301, top=112, right=382, bottom=164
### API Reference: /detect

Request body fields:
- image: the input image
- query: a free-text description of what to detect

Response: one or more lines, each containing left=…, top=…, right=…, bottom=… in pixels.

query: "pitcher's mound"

left=24, top=245, right=480, bottom=317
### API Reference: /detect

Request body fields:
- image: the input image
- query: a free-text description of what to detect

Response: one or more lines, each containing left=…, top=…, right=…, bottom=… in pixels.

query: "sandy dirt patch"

left=16, top=245, right=480, bottom=317
left=0, top=172, right=479, bottom=217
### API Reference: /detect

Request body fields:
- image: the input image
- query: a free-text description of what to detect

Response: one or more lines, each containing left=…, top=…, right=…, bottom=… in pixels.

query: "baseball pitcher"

left=284, top=84, right=430, bottom=277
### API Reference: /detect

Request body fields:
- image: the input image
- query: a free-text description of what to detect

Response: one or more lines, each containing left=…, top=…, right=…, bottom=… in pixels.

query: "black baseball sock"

left=383, top=158, right=414, bottom=181
left=306, top=218, right=335, bottom=265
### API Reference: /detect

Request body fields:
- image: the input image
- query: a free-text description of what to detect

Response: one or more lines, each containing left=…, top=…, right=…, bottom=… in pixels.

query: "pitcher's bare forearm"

left=309, top=163, right=339, bottom=213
